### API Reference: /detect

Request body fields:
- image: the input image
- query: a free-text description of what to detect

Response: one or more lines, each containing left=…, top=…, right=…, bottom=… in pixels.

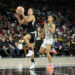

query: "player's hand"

left=21, top=11, right=25, bottom=17
left=14, top=13, right=19, bottom=19
left=44, top=22, right=48, bottom=28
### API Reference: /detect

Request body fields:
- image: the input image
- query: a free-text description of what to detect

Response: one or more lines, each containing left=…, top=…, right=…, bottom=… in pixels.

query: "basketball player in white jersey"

left=39, top=15, right=56, bottom=69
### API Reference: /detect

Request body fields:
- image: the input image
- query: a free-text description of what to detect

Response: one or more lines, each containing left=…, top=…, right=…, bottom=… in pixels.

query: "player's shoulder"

left=52, top=23, right=56, bottom=27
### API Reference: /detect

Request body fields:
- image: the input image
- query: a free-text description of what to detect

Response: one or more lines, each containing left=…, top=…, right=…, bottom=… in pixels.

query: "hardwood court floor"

left=0, top=66, right=75, bottom=75
left=0, top=57, right=75, bottom=75
left=0, top=56, right=75, bottom=69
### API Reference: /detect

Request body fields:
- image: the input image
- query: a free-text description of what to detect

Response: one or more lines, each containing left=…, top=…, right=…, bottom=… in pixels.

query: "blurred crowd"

left=0, top=1, right=75, bottom=58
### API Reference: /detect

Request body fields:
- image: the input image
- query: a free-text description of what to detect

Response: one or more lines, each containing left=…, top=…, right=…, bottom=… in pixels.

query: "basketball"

left=16, top=6, right=25, bottom=15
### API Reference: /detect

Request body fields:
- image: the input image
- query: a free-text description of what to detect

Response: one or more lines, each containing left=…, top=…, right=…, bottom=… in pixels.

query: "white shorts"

left=41, top=38, right=53, bottom=48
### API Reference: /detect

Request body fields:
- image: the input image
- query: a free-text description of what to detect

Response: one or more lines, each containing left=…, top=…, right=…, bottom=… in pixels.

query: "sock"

left=29, top=47, right=32, bottom=50
left=31, top=59, right=34, bottom=62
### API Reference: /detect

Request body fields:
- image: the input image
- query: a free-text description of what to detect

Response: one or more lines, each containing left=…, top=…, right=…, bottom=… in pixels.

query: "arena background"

left=0, top=0, right=75, bottom=75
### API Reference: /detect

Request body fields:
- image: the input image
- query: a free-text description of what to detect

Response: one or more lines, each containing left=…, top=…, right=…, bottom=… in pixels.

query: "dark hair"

left=32, top=8, right=35, bottom=15
left=52, top=14, right=59, bottom=22
left=29, top=8, right=35, bottom=14
left=48, top=14, right=59, bottom=23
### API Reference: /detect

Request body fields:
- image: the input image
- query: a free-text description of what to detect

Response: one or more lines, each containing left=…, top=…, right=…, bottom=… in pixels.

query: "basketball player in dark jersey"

left=15, top=8, right=36, bottom=69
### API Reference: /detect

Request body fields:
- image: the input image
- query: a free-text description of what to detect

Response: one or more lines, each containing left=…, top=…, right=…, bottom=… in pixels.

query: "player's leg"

left=45, top=44, right=52, bottom=63
left=39, top=47, right=45, bottom=54
left=23, top=34, right=34, bottom=57
left=23, top=34, right=32, bottom=49
left=45, top=44, right=54, bottom=69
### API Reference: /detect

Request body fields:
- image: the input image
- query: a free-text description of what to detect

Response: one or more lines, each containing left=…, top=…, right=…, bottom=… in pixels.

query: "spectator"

left=34, top=26, right=44, bottom=57
left=8, top=36, right=17, bottom=57
left=62, top=36, right=70, bottom=56
left=72, top=31, right=75, bottom=38
left=62, top=23, right=67, bottom=33
left=71, top=36, right=75, bottom=47
left=54, top=38, right=62, bottom=55
left=0, top=36, right=10, bottom=57
left=15, top=41, right=23, bottom=56
left=70, top=36, right=75, bottom=56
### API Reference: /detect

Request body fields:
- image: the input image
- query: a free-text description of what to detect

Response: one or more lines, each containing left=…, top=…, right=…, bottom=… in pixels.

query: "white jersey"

left=45, top=25, right=53, bottom=39
left=41, top=24, right=54, bottom=48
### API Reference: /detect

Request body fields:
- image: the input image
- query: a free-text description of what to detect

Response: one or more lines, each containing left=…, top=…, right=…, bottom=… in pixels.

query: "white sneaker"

left=26, top=50, right=34, bottom=57
left=29, top=62, right=35, bottom=70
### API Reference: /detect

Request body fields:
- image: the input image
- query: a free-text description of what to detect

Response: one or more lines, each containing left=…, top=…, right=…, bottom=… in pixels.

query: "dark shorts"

left=29, top=31, right=37, bottom=43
